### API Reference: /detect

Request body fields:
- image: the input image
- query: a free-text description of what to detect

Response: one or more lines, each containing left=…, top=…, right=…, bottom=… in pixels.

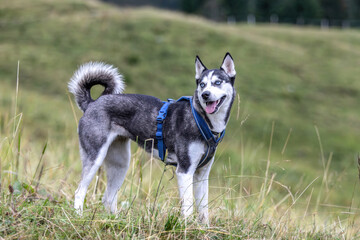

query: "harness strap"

left=183, top=96, right=225, bottom=168
left=197, top=130, right=225, bottom=168
left=156, top=96, right=225, bottom=168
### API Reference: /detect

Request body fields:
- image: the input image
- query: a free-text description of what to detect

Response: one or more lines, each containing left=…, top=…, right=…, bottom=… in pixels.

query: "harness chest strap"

left=156, top=96, right=225, bottom=169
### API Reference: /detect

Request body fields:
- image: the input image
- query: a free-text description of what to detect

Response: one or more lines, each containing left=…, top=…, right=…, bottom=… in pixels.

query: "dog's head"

left=195, top=53, right=236, bottom=115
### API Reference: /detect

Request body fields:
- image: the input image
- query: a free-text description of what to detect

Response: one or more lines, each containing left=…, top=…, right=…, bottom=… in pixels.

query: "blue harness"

left=156, top=96, right=225, bottom=169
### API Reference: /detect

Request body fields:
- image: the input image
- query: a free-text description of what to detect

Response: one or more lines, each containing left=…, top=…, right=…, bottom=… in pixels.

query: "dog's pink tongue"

left=205, top=102, right=217, bottom=114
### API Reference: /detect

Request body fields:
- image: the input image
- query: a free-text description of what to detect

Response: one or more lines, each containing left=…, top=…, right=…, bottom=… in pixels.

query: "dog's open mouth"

left=205, top=96, right=226, bottom=114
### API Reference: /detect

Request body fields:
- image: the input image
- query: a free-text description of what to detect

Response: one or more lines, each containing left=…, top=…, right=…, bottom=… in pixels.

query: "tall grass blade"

left=259, top=121, right=275, bottom=206
left=67, top=93, right=78, bottom=126
left=315, top=152, right=333, bottom=212
left=281, top=128, right=292, bottom=155
left=32, top=141, right=48, bottom=186
left=13, top=60, right=20, bottom=136
left=15, top=129, right=21, bottom=181
left=315, top=125, right=326, bottom=170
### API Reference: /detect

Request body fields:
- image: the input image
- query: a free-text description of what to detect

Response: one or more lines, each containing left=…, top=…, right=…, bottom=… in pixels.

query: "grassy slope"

left=1, top=0, right=360, bottom=238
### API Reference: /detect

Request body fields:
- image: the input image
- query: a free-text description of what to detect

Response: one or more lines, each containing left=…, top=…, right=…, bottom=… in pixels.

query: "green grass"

left=1, top=0, right=360, bottom=238
left=1, top=113, right=356, bottom=238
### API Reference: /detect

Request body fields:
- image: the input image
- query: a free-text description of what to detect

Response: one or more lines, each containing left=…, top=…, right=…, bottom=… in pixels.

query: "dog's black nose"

left=202, top=91, right=210, bottom=100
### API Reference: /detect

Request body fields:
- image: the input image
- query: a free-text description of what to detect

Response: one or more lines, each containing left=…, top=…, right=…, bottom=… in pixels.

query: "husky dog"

left=69, top=53, right=236, bottom=224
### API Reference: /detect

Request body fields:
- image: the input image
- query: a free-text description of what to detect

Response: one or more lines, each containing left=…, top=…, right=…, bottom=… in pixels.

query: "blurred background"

left=105, top=0, right=360, bottom=27
left=1, top=0, right=360, bottom=235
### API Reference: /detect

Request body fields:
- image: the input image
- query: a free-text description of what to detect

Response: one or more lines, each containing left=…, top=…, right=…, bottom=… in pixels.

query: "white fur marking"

left=202, top=70, right=214, bottom=86
left=188, top=141, right=206, bottom=170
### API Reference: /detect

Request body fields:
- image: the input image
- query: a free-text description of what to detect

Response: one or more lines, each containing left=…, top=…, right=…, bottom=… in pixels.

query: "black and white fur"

left=69, top=53, right=236, bottom=224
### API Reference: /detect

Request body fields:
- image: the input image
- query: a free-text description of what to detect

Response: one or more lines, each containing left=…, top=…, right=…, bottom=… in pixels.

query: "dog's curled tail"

left=68, top=62, right=125, bottom=112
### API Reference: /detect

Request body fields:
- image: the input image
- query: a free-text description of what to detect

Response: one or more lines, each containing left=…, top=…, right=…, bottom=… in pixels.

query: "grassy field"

left=1, top=0, right=360, bottom=238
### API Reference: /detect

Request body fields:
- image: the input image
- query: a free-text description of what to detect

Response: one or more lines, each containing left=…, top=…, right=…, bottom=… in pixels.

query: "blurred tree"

left=181, top=0, right=205, bottom=13
left=321, top=0, right=347, bottom=19
left=256, top=0, right=277, bottom=21
left=102, top=0, right=180, bottom=10
left=222, top=0, right=248, bottom=21
left=348, top=0, right=360, bottom=19
left=101, top=0, right=360, bottom=24
left=274, top=0, right=322, bottom=23
left=202, top=0, right=222, bottom=20
left=181, top=0, right=223, bottom=21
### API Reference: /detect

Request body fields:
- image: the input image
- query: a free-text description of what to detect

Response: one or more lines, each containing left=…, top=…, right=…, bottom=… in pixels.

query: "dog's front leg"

left=193, top=157, right=214, bottom=225
left=176, top=171, right=194, bottom=218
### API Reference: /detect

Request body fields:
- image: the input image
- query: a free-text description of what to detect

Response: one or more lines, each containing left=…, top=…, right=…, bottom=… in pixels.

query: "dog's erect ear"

left=220, top=53, right=236, bottom=78
left=195, top=56, right=207, bottom=80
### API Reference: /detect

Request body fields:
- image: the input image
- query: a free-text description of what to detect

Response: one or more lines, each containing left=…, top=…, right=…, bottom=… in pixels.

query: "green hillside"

left=1, top=0, right=360, bottom=238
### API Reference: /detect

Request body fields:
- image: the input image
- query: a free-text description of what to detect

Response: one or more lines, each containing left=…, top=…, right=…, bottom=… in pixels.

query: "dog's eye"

left=215, top=80, right=222, bottom=85
left=200, top=82, right=206, bottom=88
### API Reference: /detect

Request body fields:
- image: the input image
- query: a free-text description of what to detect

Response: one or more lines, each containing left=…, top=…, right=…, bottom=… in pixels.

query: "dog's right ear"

left=195, top=56, right=207, bottom=82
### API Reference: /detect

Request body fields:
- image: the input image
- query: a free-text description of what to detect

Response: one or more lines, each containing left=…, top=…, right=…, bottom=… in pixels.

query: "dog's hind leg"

left=102, top=138, right=131, bottom=213
left=74, top=132, right=118, bottom=215
left=193, top=157, right=214, bottom=225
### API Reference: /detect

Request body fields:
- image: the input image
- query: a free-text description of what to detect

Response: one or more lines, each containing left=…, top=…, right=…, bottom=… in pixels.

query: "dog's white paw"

left=74, top=202, right=83, bottom=216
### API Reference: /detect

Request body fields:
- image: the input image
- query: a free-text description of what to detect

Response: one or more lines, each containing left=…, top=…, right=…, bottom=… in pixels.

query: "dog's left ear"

left=195, top=56, right=207, bottom=81
left=220, top=53, right=236, bottom=79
